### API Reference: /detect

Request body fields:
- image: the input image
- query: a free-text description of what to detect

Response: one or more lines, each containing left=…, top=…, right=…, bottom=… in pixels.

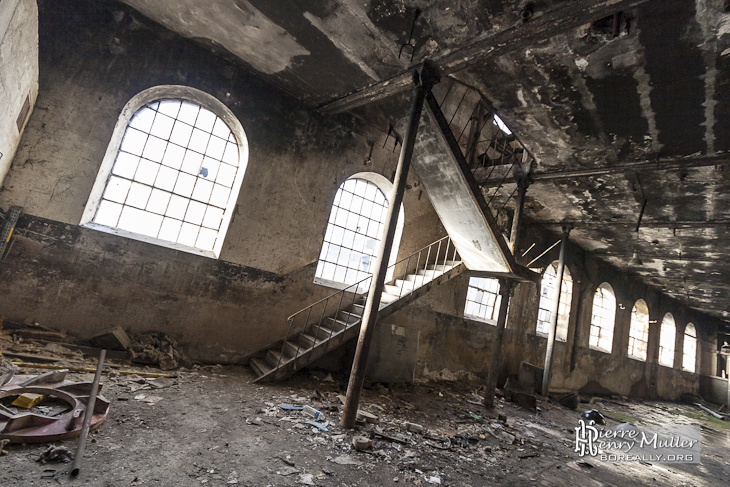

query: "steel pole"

left=509, top=177, right=528, bottom=256
left=542, top=225, right=571, bottom=396
left=484, top=278, right=515, bottom=408
left=341, top=63, right=440, bottom=428
left=71, top=349, right=106, bottom=477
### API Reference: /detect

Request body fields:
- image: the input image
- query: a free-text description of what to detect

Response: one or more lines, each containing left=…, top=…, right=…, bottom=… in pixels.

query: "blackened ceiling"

left=112, top=0, right=730, bottom=324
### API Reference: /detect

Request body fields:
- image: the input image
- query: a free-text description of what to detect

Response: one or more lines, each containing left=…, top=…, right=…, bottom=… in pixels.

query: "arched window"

left=658, top=313, right=676, bottom=367
left=536, top=262, right=573, bottom=340
left=682, top=323, right=697, bottom=373
left=464, top=277, right=501, bottom=324
left=628, top=299, right=649, bottom=361
left=590, top=282, right=616, bottom=353
left=81, top=86, right=248, bottom=258
left=315, top=174, right=404, bottom=290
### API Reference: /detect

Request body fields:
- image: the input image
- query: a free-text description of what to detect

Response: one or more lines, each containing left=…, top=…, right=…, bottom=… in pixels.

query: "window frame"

left=589, top=282, right=616, bottom=353
left=627, top=299, right=650, bottom=361
left=535, top=262, right=573, bottom=341
left=463, top=277, right=502, bottom=325
left=682, top=323, right=698, bottom=373
left=313, top=172, right=404, bottom=292
left=80, top=85, right=249, bottom=259
left=658, top=313, right=676, bottom=368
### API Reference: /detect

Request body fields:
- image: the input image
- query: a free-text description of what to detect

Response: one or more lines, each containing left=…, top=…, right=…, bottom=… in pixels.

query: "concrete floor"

left=1, top=363, right=728, bottom=486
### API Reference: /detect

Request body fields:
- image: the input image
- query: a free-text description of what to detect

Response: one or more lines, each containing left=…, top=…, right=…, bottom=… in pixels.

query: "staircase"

left=250, top=236, right=464, bottom=382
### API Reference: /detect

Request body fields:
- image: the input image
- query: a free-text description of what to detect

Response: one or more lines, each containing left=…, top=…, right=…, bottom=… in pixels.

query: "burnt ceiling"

left=115, top=0, right=730, bottom=324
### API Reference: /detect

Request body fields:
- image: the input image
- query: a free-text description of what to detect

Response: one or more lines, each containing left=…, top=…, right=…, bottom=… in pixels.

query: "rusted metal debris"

left=0, top=368, right=109, bottom=443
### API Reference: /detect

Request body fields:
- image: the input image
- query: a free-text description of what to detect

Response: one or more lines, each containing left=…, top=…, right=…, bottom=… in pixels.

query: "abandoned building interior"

left=1, top=0, right=730, bottom=485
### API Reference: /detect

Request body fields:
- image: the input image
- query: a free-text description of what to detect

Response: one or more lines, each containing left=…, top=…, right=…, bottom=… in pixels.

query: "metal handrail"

left=274, top=236, right=461, bottom=374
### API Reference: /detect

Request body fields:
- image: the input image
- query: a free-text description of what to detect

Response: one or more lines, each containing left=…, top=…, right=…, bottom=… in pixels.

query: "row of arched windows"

left=463, top=267, right=699, bottom=373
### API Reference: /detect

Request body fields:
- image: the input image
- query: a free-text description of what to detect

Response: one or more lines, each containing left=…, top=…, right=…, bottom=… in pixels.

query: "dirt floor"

left=1, top=359, right=729, bottom=487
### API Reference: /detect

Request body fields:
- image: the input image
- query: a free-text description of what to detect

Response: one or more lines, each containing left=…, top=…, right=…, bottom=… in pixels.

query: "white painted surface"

left=0, top=0, right=38, bottom=187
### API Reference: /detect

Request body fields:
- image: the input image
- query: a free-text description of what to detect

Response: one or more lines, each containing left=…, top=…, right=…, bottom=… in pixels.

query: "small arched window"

left=536, top=262, right=573, bottom=341
left=315, top=174, right=404, bottom=290
left=628, top=299, right=649, bottom=361
left=81, top=86, right=248, bottom=258
left=682, top=323, right=697, bottom=373
left=590, top=282, right=616, bottom=353
left=658, top=313, right=676, bottom=367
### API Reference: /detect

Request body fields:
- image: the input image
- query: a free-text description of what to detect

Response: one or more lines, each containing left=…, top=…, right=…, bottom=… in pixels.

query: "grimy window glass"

left=628, top=300, right=650, bottom=361
left=683, top=323, right=697, bottom=373
left=589, top=282, right=616, bottom=353
left=316, top=178, right=399, bottom=287
left=92, top=100, right=240, bottom=253
left=658, top=313, right=676, bottom=367
left=464, top=277, right=501, bottom=324
left=536, top=262, right=573, bottom=340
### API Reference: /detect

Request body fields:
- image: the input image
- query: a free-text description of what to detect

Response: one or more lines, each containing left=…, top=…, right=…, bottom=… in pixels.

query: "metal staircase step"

left=250, top=357, right=270, bottom=377
left=283, top=340, right=302, bottom=358
left=338, top=310, right=361, bottom=324
left=325, top=317, right=350, bottom=330
left=298, top=333, right=318, bottom=348
left=265, top=349, right=284, bottom=368
left=349, top=304, right=365, bottom=316
left=310, top=324, right=338, bottom=341
left=384, top=284, right=402, bottom=296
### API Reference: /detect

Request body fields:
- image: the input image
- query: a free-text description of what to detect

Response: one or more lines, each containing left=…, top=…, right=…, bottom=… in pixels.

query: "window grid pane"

left=628, top=301, right=649, bottom=361
left=590, top=284, right=616, bottom=352
left=315, top=179, right=391, bottom=287
left=93, top=99, right=239, bottom=252
left=535, top=263, right=573, bottom=340
left=464, top=277, right=501, bottom=324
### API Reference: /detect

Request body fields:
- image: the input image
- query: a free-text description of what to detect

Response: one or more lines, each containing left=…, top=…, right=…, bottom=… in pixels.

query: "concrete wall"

left=0, top=0, right=723, bottom=403
left=0, top=0, right=38, bottom=186
left=388, top=225, right=724, bottom=400
left=0, top=0, right=442, bottom=362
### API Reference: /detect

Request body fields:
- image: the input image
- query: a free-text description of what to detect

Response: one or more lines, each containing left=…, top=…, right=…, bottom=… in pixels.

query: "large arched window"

left=682, top=323, right=697, bottom=373
left=658, top=313, right=676, bottom=367
left=315, top=174, right=403, bottom=290
left=81, top=86, right=248, bottom=258
left=589, top=282, right=616, bottom=353
left=536, top=262, right=573, bottom=341
left=628, top=299, right=649, bottom=361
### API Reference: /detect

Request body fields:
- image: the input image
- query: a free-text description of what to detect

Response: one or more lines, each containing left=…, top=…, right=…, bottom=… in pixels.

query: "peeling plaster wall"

left=0, top=0, right=442, bottom=362
left=0, top=0, right=38, bottom=187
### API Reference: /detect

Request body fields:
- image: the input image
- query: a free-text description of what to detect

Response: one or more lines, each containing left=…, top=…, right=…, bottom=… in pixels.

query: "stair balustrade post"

left=341, top=62, right=440, bottom=428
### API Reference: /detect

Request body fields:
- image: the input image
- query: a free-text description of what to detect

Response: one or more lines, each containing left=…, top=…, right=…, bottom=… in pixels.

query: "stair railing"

left=433, top=77, right=534, bottom=223
left=275, top=236, right=461, bottom=373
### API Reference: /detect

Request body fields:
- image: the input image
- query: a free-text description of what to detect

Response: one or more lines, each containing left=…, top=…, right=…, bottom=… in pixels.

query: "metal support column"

left=509, top=177, right=528, bottom=256
left=341, top=63, right=440, bottom=428
left=484, top=278, right=515, bottom=408
left=542, top=225, right=571, bottom=396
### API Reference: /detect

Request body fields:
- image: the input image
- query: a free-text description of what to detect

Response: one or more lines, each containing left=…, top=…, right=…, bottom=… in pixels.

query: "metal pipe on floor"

left=341, top=62, right=440, bottom=428
left=70, top=349, right=106, bottom=477
left=542, top=226, right=571, bottom=396
left=484, top=278, right=515, bottom=408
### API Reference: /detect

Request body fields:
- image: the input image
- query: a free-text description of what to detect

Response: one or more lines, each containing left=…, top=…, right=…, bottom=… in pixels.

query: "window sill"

left=534, top=332, right=566, bottom=342
left=628, top=355, right=647, bottom=362
left=588, top=346, right=611, bottom=354
left=313, top=277, right=368, bottom=295
left=464, top=314, right=497, bottom=326
left=82, top=221, right=218, bottom=258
